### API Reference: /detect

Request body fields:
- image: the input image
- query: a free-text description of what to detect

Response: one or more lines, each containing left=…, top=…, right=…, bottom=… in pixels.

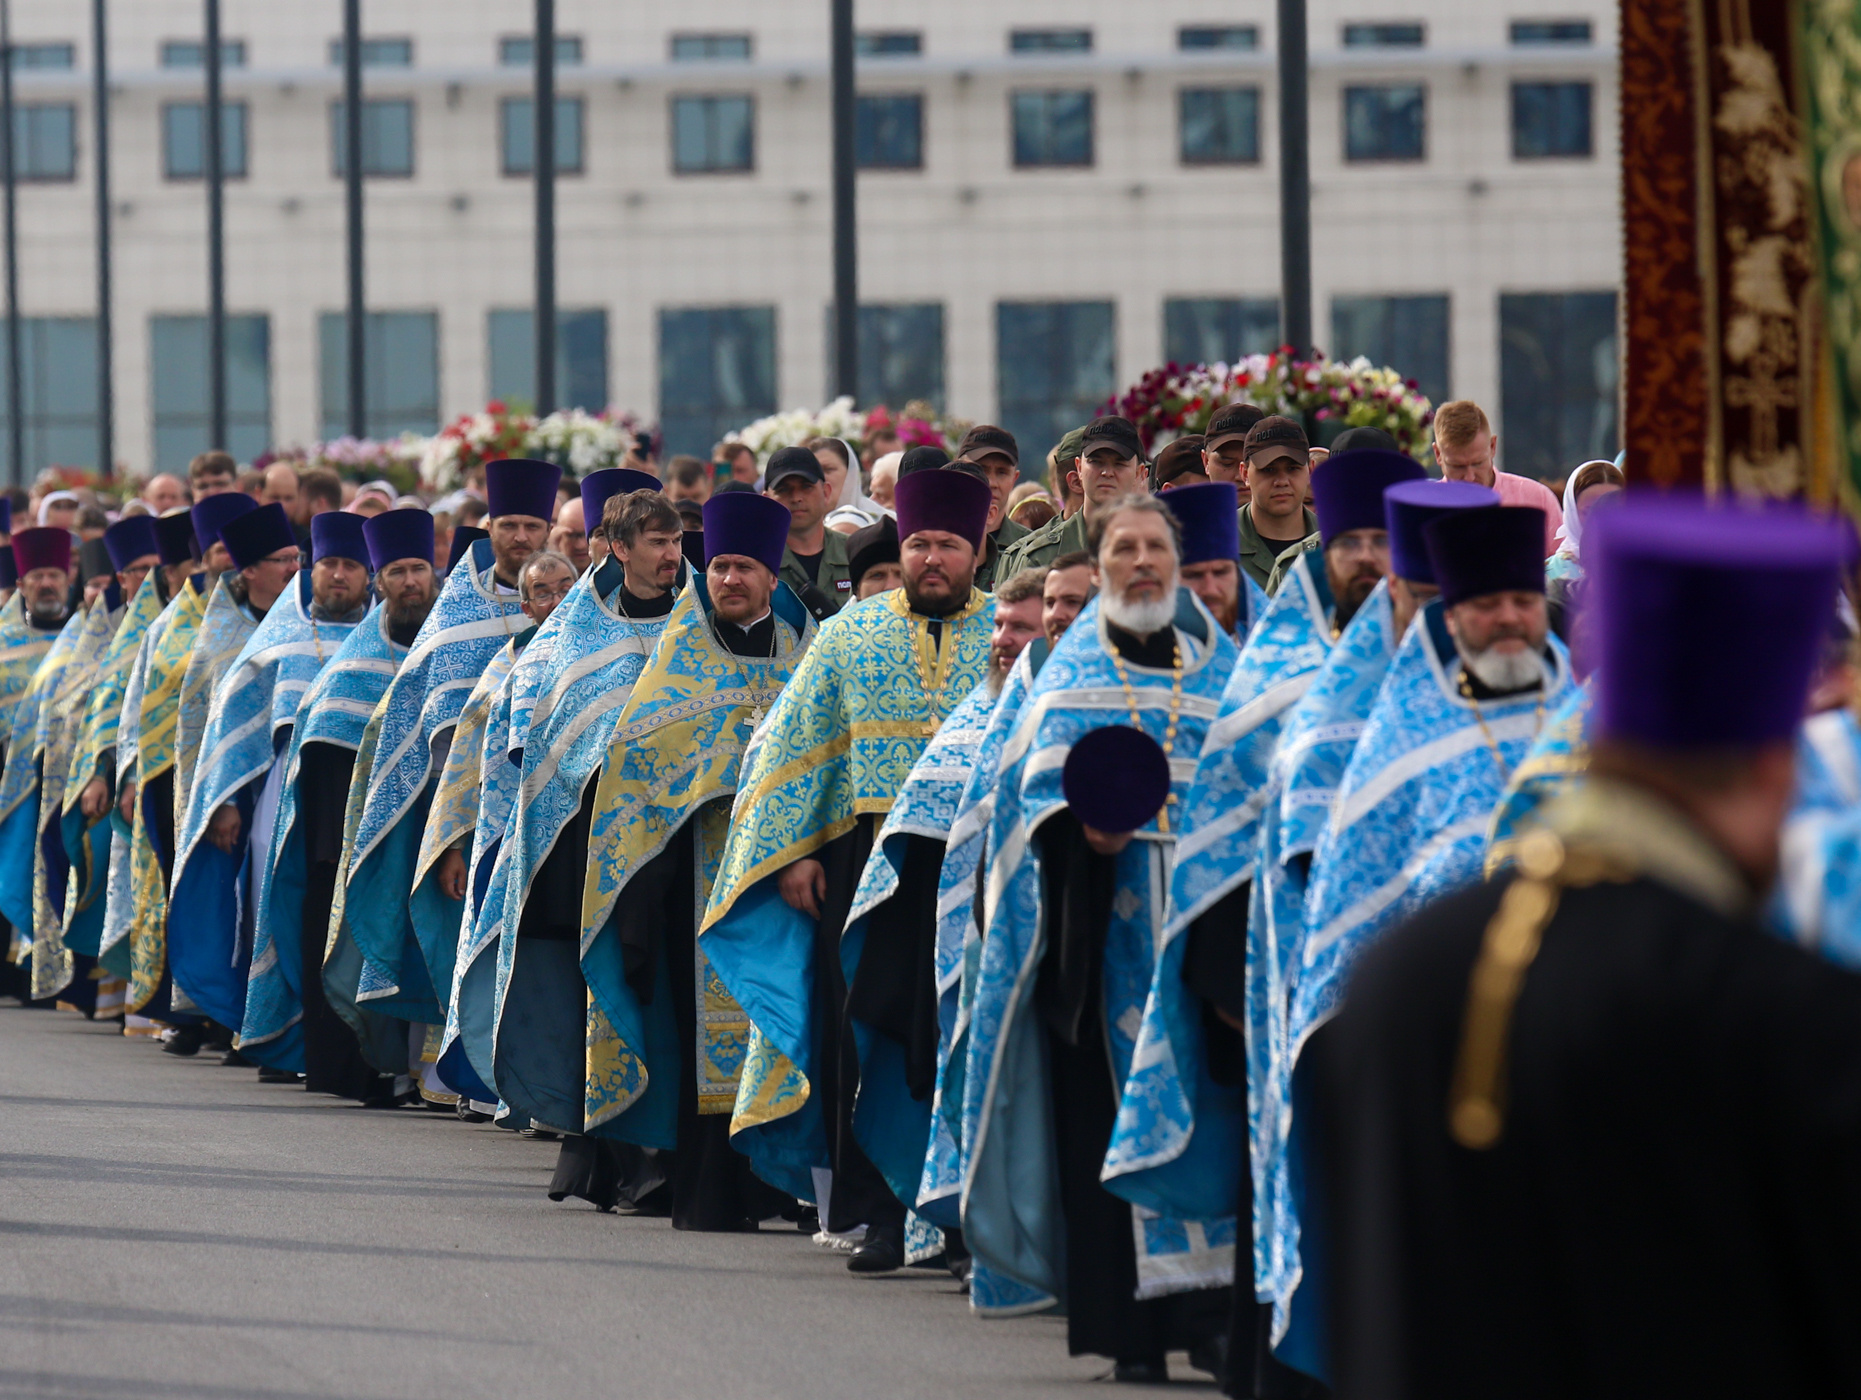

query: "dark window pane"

left=1511, top=20, right=1592, bottom=44
left=1342, top=22, right=1425, bottom=46
left=825, top=303, right=945, bottom=410
left=1512, top=81, right=1592, bottom=158
left=150, top=314, right=270, bottom=469
left=330, top=98, right=415, bottom=177
left=1331, top=294, right=1450, bottom=404
left=857, top=32, right=922, bottom=56
left=328, top=37, right=413, bottom=67
left=996, top=301, right=1116, bottom=473
left=856, top=94, right=923, bottom=169
left=12, top=43, right=75, bottom=70
left=1012, top=90, right=1094, bottom=167
left=1010, top=29, right=1092, bottom=53
left=13, top=106, right=76, bottom=181
left=1344, top=84, right=1426, bottom=161
left=1499, top=291, right=1618, bottom=477
left=657, top=306, right=777, bottom=459
left=671, top=34, right=752, bottom=61
left=671, top=95, right=755, bottom=173
left=160, top=39, right=245, bottom=68
left=499, top=35, right=583, bottom=66
left=318, top=310, right=440, bottom=440
left=1164, top=298, right=1280, bottom=364
left=501, top=96, right=584, bottom=175
left=0, top=316, right=99, bottom=476
left=161, top=102, right=248, bottom=179
left=1180, top=87, right=1260, bottom=164
left=1179, top=26, right=1258, bottom=50
left=487, top=308, right=609, bottom=412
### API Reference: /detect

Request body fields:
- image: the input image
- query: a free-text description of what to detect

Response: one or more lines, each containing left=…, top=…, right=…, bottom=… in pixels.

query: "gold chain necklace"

left=1110, top=637, right=1184, bottom=834
left=1458, top=671, right=1545, bottom=780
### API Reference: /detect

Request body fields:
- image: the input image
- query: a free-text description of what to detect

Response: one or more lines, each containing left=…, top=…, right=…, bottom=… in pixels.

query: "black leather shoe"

left=161, top=1025, right=205, bottom=1057
left=1188, top=1334, right=1229, bottom=1386
left=221, top=1048, right=253, bottom=1068
left=846, top=1229, right=904, bottom=1274
left=1112, top=1356, right=1169, bottom=1384
left=256, top=1067, right=298, bottom=1084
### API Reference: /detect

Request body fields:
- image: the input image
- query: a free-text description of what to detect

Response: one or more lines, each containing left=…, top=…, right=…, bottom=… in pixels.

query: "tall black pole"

left=343, top=0, right=364, bottom=438
left=1276, top=0, right=1311, bottom=356
left=204, top=0, right=225, bottom=449
left=92, top=0, right=111, bottom=480
left=829, top=0, right=856, bottom=401
left=533, top=0, right=556, bottom=415
left=0, top=0, right=20, bottom=487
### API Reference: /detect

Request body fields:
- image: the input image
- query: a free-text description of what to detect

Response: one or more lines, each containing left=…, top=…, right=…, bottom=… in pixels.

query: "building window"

left=1164, top=298, right=1280, bottom=364
left=672, top=95, right=754, bottom=173
left=1331, top=294, right=1450, bottom=405
left=12, top=106, right=76, bottom=182
left=1179, top=26, right=1259, bottom=50
left=488, top=308, right=608, bottom=412
left=318, top=310, right=440, bottom=440
left=499, top=35, right=583, bottom=66
left=657, top=306, right=776, bottom=459
left=1012, top=91, right=1093, bottom=168
left=826, top=303, right=945, bottom=411
left=1511, top=20, right=1592, bottom=44
left=1344, top=85, right=1425, bottom=161
left=857, top=32, right=922, bottom=56
left=0, top=317, right=97, bottom=476
left=1499, top=291, right=1618, bottom=477
left=1342, top=22, right=1425, bottom=46
left=500, top=96, right=584, bottom=175
left=329, top=37, right=413, bottom=67
left=671, top=34, right=752, bottom=61
left=1512, top=82, right=1592, bottom=158
left=162, top=102, right=248, bottom=180
left=160, top=39, right=245, bottom=68
left=11, top=43, right=75, bottom=70
left=1180, top=88, right=1260, bottom=164
left=996, top=301, right=1116, bottom=472
left=150, top=314, right=270, bottom=470
left=1010, top=29, right=1092, bottom=53
left=857, top=94, right=923, bottom=169
left=330, top=99, right=415, bottom=178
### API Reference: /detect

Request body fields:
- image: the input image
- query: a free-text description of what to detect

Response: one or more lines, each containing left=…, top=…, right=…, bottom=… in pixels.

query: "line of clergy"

left=3, top=413, right=1857, bottom=1400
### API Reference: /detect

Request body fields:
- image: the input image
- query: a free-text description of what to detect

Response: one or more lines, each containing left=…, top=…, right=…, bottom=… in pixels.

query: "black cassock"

left=1312, top=868, right=1861, bottom=1400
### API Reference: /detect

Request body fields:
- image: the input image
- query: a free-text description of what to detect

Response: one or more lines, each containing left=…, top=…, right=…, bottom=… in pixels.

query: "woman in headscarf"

left=809, top=435, right=886, bottom=532
left=1546, top=458, right=1624, bottom=584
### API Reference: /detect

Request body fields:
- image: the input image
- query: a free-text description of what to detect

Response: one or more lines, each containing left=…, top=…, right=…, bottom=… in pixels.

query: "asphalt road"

left=0, top=1007, right=1216, bottom=1400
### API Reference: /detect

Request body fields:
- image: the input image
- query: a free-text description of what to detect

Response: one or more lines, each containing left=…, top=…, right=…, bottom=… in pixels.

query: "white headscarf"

left=1552, top=460, right=1617, bottom=560
left=827, top=437, right=885, bottom=528
left=36, top=489, right=79, bottom=525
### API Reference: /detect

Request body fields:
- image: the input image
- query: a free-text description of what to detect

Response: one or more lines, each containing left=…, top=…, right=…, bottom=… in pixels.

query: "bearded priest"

left=701, top=468, right=995, bottom=1271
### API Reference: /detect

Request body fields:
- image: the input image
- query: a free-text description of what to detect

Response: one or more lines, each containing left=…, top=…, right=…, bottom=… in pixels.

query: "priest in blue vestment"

left=702, top=465, right=995, bottom=1273
left=1165, top=480, right=1269, bottom=644
left=962, top=492, right=1239, bottom=1381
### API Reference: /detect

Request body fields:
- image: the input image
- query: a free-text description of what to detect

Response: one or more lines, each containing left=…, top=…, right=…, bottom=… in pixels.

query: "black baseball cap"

left=1328, top=425, right=1399, bottom=456
left=1078, top=415, right=1144, bottom=462
left=1205, top=403, right=1266, bottom=452
left=1243, top=415, right=1310, bottom=466
left=898, top=445, right=952, bottom=477
left=956, top=424, right=1018, bottom=467
left=764, top=445, right=825, bottom=489
left=1153, top=435, right=1209, bottom=488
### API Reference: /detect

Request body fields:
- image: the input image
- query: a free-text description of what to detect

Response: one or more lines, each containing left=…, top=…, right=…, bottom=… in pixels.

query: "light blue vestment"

left=169, top=572, right=361, bottom=1029
left=344, top=538, right=524, bottom=1022
left=241, top=608, right=405, bottom=1068
left=962, top=594, right=1239, bottom=1316
left=0, top=611, right=84, bottom=950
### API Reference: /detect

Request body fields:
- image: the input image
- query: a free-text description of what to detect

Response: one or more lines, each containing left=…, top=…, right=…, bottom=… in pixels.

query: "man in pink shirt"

left=1431, top=399, right=1563, bottom=556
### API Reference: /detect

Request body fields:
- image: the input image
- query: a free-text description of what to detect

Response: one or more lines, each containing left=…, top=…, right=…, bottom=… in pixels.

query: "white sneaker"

left=813, top=1225, right=868, bottom=1252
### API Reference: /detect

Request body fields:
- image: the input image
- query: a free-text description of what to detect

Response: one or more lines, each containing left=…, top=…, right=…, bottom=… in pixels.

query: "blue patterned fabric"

left=0, top=594, right=57, bottom=757
left=345, top=538, right=524, bottom=1022
left=0, top=611, right=83, bottom=953
left=700, top=588, right=995, bottom=1200
left=435, top=641, right=525, bottom=1098
left=962, top=595, right=1239, bottom=1316
left=1263, top=603, right=1571, bottom=1354
left=240, top=608, right=405, bottom=1068
left=171, top=577, right=260, bottom=838
left=579, top=576, right=815, bottom=1144
left=97, top=591, right=179, bottom=977
left=841, top=674, right=997, bottom=1219
left=491, top=564, right=673, bottom=1131
left=169, top=572, right=361, bottom=1029
left=1485, top=682, right=1593, bottom=862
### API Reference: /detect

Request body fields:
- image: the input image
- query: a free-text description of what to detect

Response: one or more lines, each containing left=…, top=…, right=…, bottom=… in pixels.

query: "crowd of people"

left=4, top=395, right=1859, bottom=1398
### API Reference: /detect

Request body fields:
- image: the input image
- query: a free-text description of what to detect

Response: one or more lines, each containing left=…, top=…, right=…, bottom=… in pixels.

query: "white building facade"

left=0, top=0, right=1619, bottom=479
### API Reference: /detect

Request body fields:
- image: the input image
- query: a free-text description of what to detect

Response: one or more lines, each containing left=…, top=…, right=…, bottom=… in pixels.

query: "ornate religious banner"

left=1800, top=0, right=1861, bottom=509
